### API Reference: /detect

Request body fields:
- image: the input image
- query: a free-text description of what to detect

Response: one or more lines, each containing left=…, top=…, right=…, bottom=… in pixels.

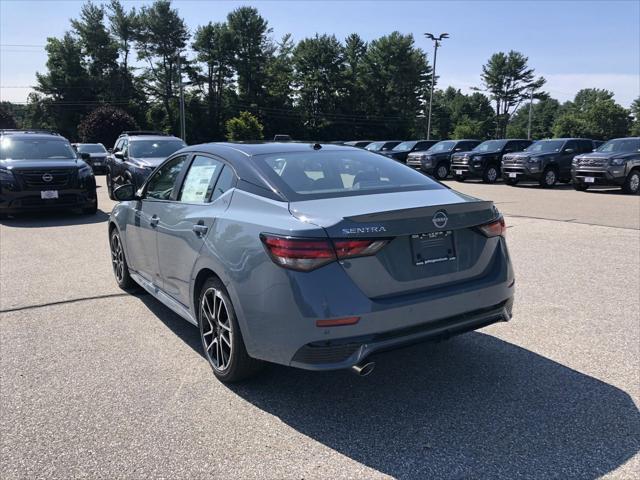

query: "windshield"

left=129, top=139, right=186, bottom=158
left=596, top=138, right=640, bottom=153
left=392, top=141, right=417, bottom=152
left=76, top=144, right=106, bottom=154
left=473, top=140, right=507, bottom=152
left=254, top=149, right=444, bottom=200
left=365, top=142, right=385, bottom=151
left=427, top=141, right=456, bottom=153
left=0, top=137, right=76, bottom=160
left=525, top=140, right=565, bottom=154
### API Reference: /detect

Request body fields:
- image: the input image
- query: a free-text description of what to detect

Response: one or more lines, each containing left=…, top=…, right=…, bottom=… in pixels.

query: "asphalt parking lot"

left=1, top=176, right=639, bottom=479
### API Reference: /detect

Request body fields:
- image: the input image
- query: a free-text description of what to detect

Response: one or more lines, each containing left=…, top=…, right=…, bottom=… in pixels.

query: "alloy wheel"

left=201, top=288, right=233, bottom=372
left=436, top=165, right=448, bottom=179
left=487, top=167, right=498, bottom=182
left=630, top=173, right=640, bottom=193
left=110, top=233, right=124, bottom=283
left=545, top=169, right=556, bottom=186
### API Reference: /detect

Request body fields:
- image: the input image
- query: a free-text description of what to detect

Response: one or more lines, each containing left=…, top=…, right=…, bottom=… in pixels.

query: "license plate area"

left=584, top=176, right=595, bottom=183
left=508, top=172, right=517, bottom=178
left=411, top=231, right=456, bottom=266
left=41, top=190, right=59, bottom=199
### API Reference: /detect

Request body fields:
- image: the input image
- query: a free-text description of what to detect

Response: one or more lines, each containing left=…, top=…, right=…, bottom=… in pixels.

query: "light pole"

left=177, top=53, right=186, bottom=141
left=424, top=33, right=449, bottom=140
left=526, top=88, right=534, bottom=140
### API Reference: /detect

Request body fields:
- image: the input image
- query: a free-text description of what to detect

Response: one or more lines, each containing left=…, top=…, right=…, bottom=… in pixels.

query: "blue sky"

left=1, top=0, right=639, bottom=106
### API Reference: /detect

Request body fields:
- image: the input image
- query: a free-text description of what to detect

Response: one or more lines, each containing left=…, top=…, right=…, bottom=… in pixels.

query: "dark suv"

left=72, top=143, right=108, bottom=174
left=572, top=137, right=640, bottom=194
left=106, top=131, right=186, bottom=198
left=501, top=138, right=595, bottom=187
left=451, top=139, right=532, bottom=183
left=0, top=130, right=97, bottom=218
left=385, top=140, right=438, bottom=163
left=416, top=139, right=481, bottom=180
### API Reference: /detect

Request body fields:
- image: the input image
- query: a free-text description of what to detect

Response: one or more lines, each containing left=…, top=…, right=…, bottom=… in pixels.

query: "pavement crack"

left=0, top=293, right=131, bottom=314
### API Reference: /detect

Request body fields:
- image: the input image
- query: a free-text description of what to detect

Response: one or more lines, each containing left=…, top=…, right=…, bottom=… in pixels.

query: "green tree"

left=341, top=33, right=368, bottom=138
left=227, top=7, right=271, bottom=107
left=35, top=33, right=95, bottom=138
left=552, top=89, right=630, bottom=140
left=262, top=34, right=300, bottom=138
left=360, top=32, right=430, bottom=138
left=226, top=111, right=264, bottom=141
left=507, top=96, right=560, bottom=139
left=452, top=118, right=486, bottom=139
left=107, top=0, right=138, bottom=72
left=630, top=97, right=640, bottom=136
left=135, top=0, right=189, bottom=132
left=430, top=87, right=494, bottom=139
left=0, top=103, right=18, bottom=129
left=293, top=34, right=345, bottom=139
left=478, top=50, right=545, bottom=138
left=192, top=21, right=236, bottom=140
left=77, top=105, right=138, bottom=146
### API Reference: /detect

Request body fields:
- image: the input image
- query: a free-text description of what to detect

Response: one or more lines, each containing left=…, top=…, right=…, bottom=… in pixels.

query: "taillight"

left=333, top=239, right=388, bottom=259
left=260, top=234, right=388, bottom=271
left=478, top=216, right=506, bottom=237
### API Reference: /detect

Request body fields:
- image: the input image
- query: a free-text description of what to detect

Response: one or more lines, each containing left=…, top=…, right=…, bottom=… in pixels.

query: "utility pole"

left=424, top=33, right=449, bottom=140
left=527, top=88, right=534, bottom=140
left=177, top=54, right=186, bottom=141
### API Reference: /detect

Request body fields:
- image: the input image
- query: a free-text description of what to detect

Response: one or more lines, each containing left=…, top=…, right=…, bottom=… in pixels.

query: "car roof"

left=0, top=132, right=69, bottom=141
left=128, top=135, right=182, bottom=142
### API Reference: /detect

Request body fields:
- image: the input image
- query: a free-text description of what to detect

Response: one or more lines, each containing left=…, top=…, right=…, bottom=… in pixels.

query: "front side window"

left=145, top=155, right=188, bottom=200
left=0, top=137, right=76, bottom=160
left=365, top=142, right=385, bottom=151
left=255, top=150, right=444, bottom=200
left=129, top=139, right=186, bottom=158
left=179, top=155, right=223, bottom=203
left=392, top=141, right=417, bottom=152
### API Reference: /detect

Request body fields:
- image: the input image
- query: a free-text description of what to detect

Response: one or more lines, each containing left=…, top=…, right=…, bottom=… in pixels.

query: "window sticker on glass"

left=180, top=156, right=221, bottom=203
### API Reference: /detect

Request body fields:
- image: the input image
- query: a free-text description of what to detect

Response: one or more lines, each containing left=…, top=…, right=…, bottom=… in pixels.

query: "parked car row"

left=342, top=136, right=640, bottom=194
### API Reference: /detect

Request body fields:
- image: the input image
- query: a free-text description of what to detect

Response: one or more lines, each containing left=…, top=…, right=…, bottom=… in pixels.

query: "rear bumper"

left=233, top=238, right=515, bottom=371
left=291, top=299, right=513, bottom=369
left=571, top=167, right=626, bottom=187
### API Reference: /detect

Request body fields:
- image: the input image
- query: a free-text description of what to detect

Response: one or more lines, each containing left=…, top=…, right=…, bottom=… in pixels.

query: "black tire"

left=453, top=175, right=465, bottom=182
left=198, top=276, right=263, bottom=383
left=106, top=170, right=115, bottom=200
left=482, top=165, right=500, bottom=184
left=434, top=162, right=449, bottom=180
left=622, top=170, right=640, bottom=195
left=573, top=182, right=589, bottom=191
left=109, top=228, right=137, bottom=291
left=505, top=178, right=519, bottom=186
left=539, top=167, right=558, bottom=188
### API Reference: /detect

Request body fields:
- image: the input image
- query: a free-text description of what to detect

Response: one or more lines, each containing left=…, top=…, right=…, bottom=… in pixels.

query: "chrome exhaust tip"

left=351, top=361, right=375, bottom=377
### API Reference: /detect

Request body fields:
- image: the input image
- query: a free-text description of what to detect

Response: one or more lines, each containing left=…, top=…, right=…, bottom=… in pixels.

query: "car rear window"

left=253, top=149, right=445, bottom=201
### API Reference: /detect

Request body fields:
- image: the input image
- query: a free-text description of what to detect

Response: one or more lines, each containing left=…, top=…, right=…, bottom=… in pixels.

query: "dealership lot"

left=1, top=177, right=638, bottom=479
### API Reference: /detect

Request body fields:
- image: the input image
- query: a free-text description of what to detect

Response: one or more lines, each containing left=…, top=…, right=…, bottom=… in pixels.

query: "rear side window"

left=179, top=155, right=223, bottom=203
left=254, top=149, right=444, bottom=201
left=211, top=166, right=236, bottom=202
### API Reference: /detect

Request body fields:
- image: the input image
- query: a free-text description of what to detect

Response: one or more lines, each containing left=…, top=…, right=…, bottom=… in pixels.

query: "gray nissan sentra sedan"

left=108, top=142, right=514, bottom=382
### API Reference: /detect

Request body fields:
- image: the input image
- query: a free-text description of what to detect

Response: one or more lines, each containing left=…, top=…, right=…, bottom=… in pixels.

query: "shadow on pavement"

left=0, top=209, right=110, bottom=227
left=142, top=296, right=640, bottom=479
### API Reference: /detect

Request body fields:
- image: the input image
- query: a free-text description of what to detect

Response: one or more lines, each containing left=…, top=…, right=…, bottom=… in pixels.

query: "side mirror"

left=454, top=148, right=462, bottom=152
left=114, top=151, right=125, bottom=160
left=80, top=152, right=91, bottom=161
left=107, top=148, right=113, bottom=153
left=564, top=148, right=574, bottom=154
left=113, top=184, right=138, bottom=201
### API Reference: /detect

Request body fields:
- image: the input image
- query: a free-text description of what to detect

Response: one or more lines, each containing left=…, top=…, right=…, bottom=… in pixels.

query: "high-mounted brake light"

left=260, top=234, right=389, bottom=271
left=478, top=216, right=506, bottom=237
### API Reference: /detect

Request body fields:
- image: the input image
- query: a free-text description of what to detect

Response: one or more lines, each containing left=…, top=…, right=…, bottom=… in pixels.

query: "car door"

left=560, top=140, right=578, bottom=176
left=156, top=154, right=236, bottom=306
left=125, top=154, right=189, bottom=284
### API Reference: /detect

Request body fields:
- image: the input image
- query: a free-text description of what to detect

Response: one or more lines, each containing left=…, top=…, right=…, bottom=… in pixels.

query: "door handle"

left=150, top=215, right=159, bottom=228
left=193, top=221, right=208, bottom=236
